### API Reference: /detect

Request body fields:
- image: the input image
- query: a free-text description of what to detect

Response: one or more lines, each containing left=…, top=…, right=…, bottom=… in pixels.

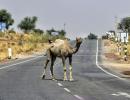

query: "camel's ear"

left=76, top=37, right=78, bottom=41
left=76, top=37, right=81, bottom=41
left=48, top=39, right=53, bottom=44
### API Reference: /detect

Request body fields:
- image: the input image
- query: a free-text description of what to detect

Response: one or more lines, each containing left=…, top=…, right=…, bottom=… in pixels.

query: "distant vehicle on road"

left=88, top=33, right=97, bottom=39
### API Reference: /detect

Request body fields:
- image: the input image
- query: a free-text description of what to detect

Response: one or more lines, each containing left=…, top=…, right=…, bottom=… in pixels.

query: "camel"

left=41, top=37, right=82, bottom=81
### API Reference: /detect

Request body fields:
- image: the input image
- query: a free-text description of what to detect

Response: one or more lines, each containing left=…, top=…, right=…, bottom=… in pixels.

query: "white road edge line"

left=96, top=39, right=124, bottom=80
left=74, top=95, right=85, bottom=100
left=0, top=56, right=43, bottom=70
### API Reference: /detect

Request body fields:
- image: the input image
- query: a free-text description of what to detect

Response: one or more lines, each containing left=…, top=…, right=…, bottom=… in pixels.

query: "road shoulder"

left=101, top=40, right=130, bottom=78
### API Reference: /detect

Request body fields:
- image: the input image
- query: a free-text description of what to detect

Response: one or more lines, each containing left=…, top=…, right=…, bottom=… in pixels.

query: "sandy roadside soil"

left=0, top=51, right=45, bottom=64
left=0, top=43, right=50, bottom=64
left=102, top=40, right=130, bottom=77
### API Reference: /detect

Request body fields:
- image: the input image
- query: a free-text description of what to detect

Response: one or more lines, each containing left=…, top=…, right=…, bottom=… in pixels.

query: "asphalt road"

left=0, top=39, right=130, bottom=100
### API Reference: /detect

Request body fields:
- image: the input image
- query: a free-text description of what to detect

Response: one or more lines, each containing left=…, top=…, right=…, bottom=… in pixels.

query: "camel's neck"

left=72, top=42, right=81, bottom=54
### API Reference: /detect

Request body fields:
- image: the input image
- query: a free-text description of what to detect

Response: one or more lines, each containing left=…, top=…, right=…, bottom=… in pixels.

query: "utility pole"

left=63, top=23, right=66, bottom=32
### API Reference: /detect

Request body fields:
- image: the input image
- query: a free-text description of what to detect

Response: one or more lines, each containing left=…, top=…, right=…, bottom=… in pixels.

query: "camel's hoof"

left=63, top=78, right=68, bottom=81
left=69, top=79, right=74, bottom=82
left=51, top=77, right=57, bottom=81
left=41, top=75, right=45, bottom=80
left=52, top=79, right=57, bottom=82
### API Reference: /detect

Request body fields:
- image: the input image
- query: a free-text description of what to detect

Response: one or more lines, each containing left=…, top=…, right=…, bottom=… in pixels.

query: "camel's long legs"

left=62, top=57, right=68, bottom=81
left=50, top=56, right=56, bottom=80
left=69, top=56, right=73, bottom=81
left=41, top=58, right=50, bottom=79
left=41, top=50, right=51, bottom=79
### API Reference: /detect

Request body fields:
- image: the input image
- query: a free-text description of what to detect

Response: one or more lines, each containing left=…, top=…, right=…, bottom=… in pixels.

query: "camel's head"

left=72, top=37, right=82, bottom=54
left=76, top=37, right=82, bottom=45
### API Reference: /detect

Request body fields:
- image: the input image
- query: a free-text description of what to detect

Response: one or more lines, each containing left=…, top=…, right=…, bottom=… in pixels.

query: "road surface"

left=0, top=39, right=130, bottom=100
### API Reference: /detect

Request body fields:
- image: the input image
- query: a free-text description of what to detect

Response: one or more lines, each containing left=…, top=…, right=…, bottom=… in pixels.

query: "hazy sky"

left=0, top=0, right=130, bottom=39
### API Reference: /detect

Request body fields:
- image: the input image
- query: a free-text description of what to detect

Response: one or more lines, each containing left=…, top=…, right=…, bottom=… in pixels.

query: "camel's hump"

left=55, top=39, right=65, bottom=43
left=53, top=39, right=65, bottom=47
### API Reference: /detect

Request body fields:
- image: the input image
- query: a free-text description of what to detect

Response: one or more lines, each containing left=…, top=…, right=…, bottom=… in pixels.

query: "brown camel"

left=41, top=37, right=82, bottom=81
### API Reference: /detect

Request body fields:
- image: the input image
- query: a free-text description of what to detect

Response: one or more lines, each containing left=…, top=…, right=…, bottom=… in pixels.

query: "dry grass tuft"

left=0, top=32, right=57, bottom=61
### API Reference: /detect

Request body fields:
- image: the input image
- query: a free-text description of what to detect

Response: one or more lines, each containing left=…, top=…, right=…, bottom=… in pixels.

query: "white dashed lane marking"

left=63, top=88, right=71, bottom=93
left=56, top=82, right=85, bottom=100
left=57, top=82, right=63, bottom=87
left=74, top=95, right=85, bottom=100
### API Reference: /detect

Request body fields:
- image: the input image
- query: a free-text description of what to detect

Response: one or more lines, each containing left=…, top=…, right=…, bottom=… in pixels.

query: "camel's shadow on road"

left=42, top=78, right=78, bottom=82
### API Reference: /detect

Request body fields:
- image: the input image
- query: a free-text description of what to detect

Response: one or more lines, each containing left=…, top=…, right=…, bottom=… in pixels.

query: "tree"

left=88, top=33, right=97, bottom=39
left=18, top=16, right=38, bottom=33
left=102, top=34, right=108, bottom=39
left=118, top=17, right=130, bottom=33
left=33, top=28, right=44, bottom=34
left=46, top=28, right=66, bottom=36
left=0, top=9, right=14, bottom=29
left=108, top=30, right=115, bottom=35
left=58, top=30, right=66, bottom=36
left=46, top=28, right=56, bottom=35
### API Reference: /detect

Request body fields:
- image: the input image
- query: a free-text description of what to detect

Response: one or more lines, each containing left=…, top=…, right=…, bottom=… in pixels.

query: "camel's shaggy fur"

left=41, top=37, right=82, bottom=81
